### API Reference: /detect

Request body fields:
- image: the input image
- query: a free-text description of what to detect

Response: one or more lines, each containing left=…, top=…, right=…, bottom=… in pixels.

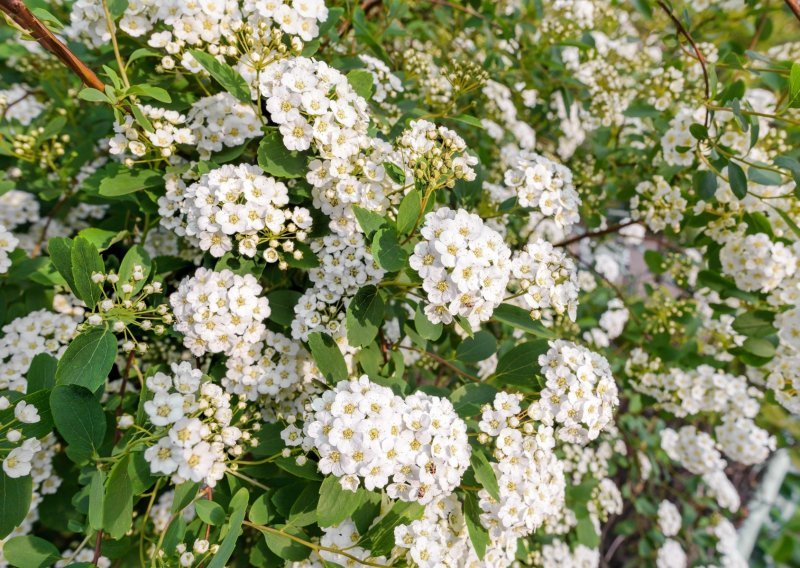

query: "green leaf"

left=171, top=482, right=200, bottom=515
left=2, top=535, right=60, bottom=568
left=118, top=244, right=152, bottom=296
left=693, top=170, right=717, bottom=200
left=196, top=499, right=226, bottom=526
left=769, top=204, right=800, bottom=241
left=47, top=237, right=76, bottom=293
left=263, top=524, right=311, bottom=561
left=49, top=385, right=107, bottom=464
left=396, top=189, right=421, bottom=235
left=741, top=337, right=776, bottom=358
left=317, top=476, right=365, bottom=527
left=78, top=87, right=113, bottom=104
left=470, top=450, right=500, bottom=501
left=55, top=327, right=117, bottom=391
left=464, top=492, right=488, bottom=560
left=456, top=330, right=497, bottom=363
left=347, top=69, right=374, bottom=99
left=360, top=501, right=424, bottom=556
left=414, top=304, right=442, bottom=341
left=257, top=129, right=308, bottom=178
left=371, top=226, right=407, bottom=272
left=450, top=114, right=484, bottom=129
left=26, top=353, right=57, bottom=392
left=103, top=454, right=134, bottom=539
left=99, top=168, right=163, bottom=197
left=189, top=50, right=251, bottom=103
left=450, top=383, right=497, bottom=418
left=249, top=494, right=275, bottom=525
left=353, top=206, right=387, bottom=239
left=108, top=0, right=129, bottom=18
left=88, top=470, right=106, bottom=531
left=0, top=471, right=32, bottom=539
left=307, top=332, right=347, bottom=383
left=789, top=62, right=800, bottom=108
left=489, top=341, right=549, bottom=390
left=266, top=290, right=302, bottom=326
left=207, top=488, right=249, bottom=568
left=689, top=123, right=708, bottom=140
left=127, top=84, right=171, bottom=103
left=76, top=228, right=127, bottom=252
left=346, top=285, right=385, bottom=348
left=70, top=236, right=104, bottom=310
left=727, top=162, right=747, bottom=199
left=288, top=483, right=320, bottom=527
left=731, top=310, right=776, bottom=338
left=492, top=304, right=557, bottom=338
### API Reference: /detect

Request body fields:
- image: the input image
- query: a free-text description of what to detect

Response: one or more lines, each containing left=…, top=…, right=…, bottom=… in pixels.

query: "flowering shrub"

left=2, top=0, right=800, bottom=567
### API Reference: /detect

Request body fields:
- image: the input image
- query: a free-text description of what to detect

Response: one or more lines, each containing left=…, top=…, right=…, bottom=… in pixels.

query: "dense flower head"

left=528, top=340, right=618, bottom=444
left=720, top=232, right=796, bottom=292
left=630, top=175, right=687, bottom=233
left=510, top=239, right=579, bottom=321
left=187, top=93, right=261, bottom=158
left=159, top=162, right=312, bottom=259
left=503, top=150, right=581, bottom=230
left=285, top=375, right=471, bottom=504
left=169, top=267, right=270, bottom=357
left=661, top=426, right=726, bottom=476
left=410, top=207, right=512, bottom=327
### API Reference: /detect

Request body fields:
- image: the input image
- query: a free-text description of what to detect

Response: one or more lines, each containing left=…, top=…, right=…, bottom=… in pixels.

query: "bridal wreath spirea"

left=2, top=0, right=800, bottom=567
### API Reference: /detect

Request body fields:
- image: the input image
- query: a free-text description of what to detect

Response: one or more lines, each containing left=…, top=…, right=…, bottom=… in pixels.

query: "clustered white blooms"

left=359, top=54, right=404, bottom=104
left=223, top=329, right=324, bottom=421
left=630, top=175, right=687, bottom=232
left=584, top=298, right=629, bottom=347
left=715, top=416, right=776, bottom=466
left=0, top=224, right=18, bottom=274
left=656, top=539, right=688, bottom=568
left=535, top=539, right=600, bottom=568
left=661, top=426, right=726, bottom=475
left=527, top=340, right=618, bottom=443
left=510, top=239, right=579, bottom=321
left=108, top=105, right=195, bottom=160
left=410, top=207, right=512, bottom=327
left=283, top=376, right=471, bottom=504
left=169, top=268, right=270, bottom=357
left=657, top=500, right=682, bottom=537
left=502, top=150, right=581, bottom=230
left=256, top=56, right=370, bottom=157
left=395, top=120, right=478, bottom=185
left=394, top=495, right=504, bottom=567
left=291, top=233, right=384, bottom=341
left=482, top=80, right=537, bottom=150
left=187, top=93, right=261, bottom=158
left=0, top=309, right=79, bottom=393
left=290, top=520, right=386, bottom=567
left=143, top=362, right=248, bottom=487
left=0, top=84, right=44, bottom=125
left=159, top=162, right=313, bottom=259
left=719, top=232, right=796, bottom=292
left=307, top=137, right=406, bottom=236
left=478, top=393, right=567, bottom=541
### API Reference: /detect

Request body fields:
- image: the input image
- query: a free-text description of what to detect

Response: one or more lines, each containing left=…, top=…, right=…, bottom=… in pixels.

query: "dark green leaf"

left=267, top=290, right=302, bottom=326
left=195, top=499, right=226, bottom=526
left=464, top=492, right=488, bottom=559
left=353, top=207, right=387, bottom=239
left=0, top=472, right=32, bottom=539
left=727, top=162, right=747, bottom=199
left=456, top=330, right=497, bottom=363
left=307, top=332, right=347, bottom=383
left=118, top=245, right=151, bottom=296
left=207, top=488, right=249, bottom=568
left=346, top=285, right=384, bottom=348
left=414, top=304, right=442, bottom=341
left=47, top=237, right=76, bottom=294
left=70, top=237, right=104, bottom=309
left=257, top=129, right=308, bottom=178
left=396, top=190, right=421, bottom=235
left=99, top=168, right=163, bottom=197
left=470, top=450, right=500, bottom=501
left=371, top=226, right=407, bottom=272
left=489, top=341, right=549, bottom=390
left=346, top=69, right=374, bottom=99
left=55, top=327, right=117, bottom=391
left=49, top=385, right=107, bottom=464
left=2, top=535, right=60, bottom=568
left=317, top=476, right=365, bottom=527
left=189, top=50, right=251, bottom=102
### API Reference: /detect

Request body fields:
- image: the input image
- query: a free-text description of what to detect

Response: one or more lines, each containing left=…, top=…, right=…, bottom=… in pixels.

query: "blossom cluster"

left=510, top=239, right=579, bottom=321
left=283, top=376, right=471, bottom=504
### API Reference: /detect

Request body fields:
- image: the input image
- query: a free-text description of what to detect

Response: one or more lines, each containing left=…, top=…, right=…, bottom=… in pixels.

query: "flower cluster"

left=169, top=268, right=270, bottom=357
left=657, top=500, right=682, bottom=537
left=143, top=362, right=249, bottom=487
left=410, top=207, right=512, bottom=327
left=478, top=392, right=567, bottom=540
left=502, top=150, right=581, bottom=230
left=257, top=56, right=370, bottom=157
left=720, top=232, right=796, bottom=292
left=292, top=233, right=384, bottom=341
left=510, top=239, right=579, bottom=321
left=284, top=376, right=471, bottom=504
left=661, top=426, right=726, bottom=476
left=630, top=175, right=687, bottom=232
left=108, top=106, right=195, bottom=161
left=0, top=224, right=18, bottom=274
left=395, top=120, right=478, bottom=186
left=0, top=309, right=79, bottom=393
left=528, top=340, right=618, bottom=443
left=160, top=163, right=313, bottom=259
left=187, top=93, right=261, bottom=158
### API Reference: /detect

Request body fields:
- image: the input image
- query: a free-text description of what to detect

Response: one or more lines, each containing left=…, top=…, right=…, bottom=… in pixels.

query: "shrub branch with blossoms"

left=1, top=0, right=800, bottom=567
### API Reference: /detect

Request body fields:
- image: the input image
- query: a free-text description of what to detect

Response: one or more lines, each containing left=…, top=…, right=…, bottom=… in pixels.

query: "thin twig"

left=0, top=0, right=105, bottom=91
left=397, top=344, right=481, bottom=383
left=554, top=221, right=639, bottom=248
left=92, top=530, right=103, bottom=564
left=786, top=0, right=800, bottom=22
left=657, top=0, right=711, bottom=126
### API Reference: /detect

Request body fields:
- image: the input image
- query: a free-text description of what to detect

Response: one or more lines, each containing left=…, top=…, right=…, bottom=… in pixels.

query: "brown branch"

left=0, top=0, right=105, bottom=91
left=92, top=530, right=103, bottom=564
left=554, top=220, right=639, bottom=248
left=786, top=0, right=800, bottom=22
left=656, top=0, right=711, bottom=126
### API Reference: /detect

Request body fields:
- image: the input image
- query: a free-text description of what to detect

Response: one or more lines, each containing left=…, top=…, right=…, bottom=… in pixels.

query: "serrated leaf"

left=257, top=129, right=308, bottom=178
left=118, top=244, right=151, bottom=296
left=70, top=237, right=103, bottom=309
left=489, top=341, right=549, bottom=391
left=371, top=226, right=407, bottom=272
left=347, top=69, right=374, bottom=99
left=55, top=327, right=117, bottom=391
left=346, top=285, right=384, bottom=348
left=50, top=385, right=107, bottom=464
left=317, top=476, right=365, bottom=527
left=353, top=206, right=387, bottom=239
